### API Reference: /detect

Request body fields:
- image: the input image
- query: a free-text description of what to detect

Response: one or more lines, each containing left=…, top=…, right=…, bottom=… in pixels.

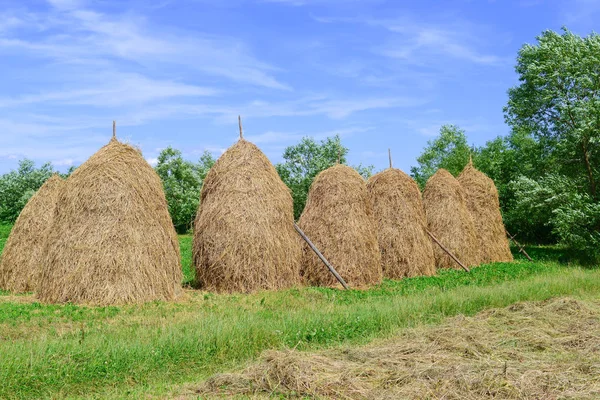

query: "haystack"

left=38, top=136, right=182, bottom=305
left=422, top=169, right=480, bottom=269
left=458, top=161, right=513, bottom=263
left=367, top=168, right=436, bottom=279
left=0, top=174, right=63, bottom=293
left=193, top=139, right=301, bottom=293
left=298, top=164, right=382, bottom=288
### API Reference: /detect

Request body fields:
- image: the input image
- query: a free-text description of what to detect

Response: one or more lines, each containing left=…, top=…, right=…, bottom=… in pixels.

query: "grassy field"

left=0, top=224, right=599, bottom=399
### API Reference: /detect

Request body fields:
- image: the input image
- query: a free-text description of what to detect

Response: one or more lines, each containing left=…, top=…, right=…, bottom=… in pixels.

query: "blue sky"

left=0, top=0, right=598, bottom=174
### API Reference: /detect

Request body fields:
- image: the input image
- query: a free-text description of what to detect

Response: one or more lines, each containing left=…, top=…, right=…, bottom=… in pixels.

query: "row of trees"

left=0, top=28, right=596, bottom=256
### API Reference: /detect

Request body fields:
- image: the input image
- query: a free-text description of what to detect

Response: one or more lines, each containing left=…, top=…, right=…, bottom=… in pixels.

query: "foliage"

left=0, top=159, right=62, bottom=224
left=155, top=148, right=215, bottom=234
left=276, top=135, right=374, bottom=219
left=410, top=125, right=472, bottom=187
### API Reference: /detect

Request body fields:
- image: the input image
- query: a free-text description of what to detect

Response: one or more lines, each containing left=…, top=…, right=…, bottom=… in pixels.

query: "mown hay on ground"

left=0, top=174, right=64, bottom=293
left=367, top=168, right=436, bottom=279
left=458, top=162, right=513, bottom=264
left=199, top=297, right=600, bottom=400
left=193, top=139, right=301, bottom=293
left=38, top=137, right=182, bottom=305
left=298, top=164, right=382, bottom=288
left=423, top=169, right=480, bottom=269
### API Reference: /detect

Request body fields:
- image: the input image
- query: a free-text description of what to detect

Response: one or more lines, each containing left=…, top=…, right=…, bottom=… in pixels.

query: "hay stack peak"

left=0, top=174, right=64, bottom=293
left=298, top=164, right=382, bottom=288
left=458, top=162, right=513, bottom=263
left=193, top=138, right=301, bottom=293
left=423, top=169, right=480, bottom=269
left=367, top=168, right=435, bottom=278
left=38, top=137, right=182, bottom=305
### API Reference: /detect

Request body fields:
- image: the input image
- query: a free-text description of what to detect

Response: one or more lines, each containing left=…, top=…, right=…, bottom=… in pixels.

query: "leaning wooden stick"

left=294, top=223, right=350, bottom=290
left=505, top=230, right=533, bottom=261
left=426, top=230, right=470, bottom=272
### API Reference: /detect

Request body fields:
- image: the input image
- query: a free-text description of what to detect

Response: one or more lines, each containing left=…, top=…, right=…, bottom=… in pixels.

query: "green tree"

left=410, top=125, right=473, bottom=186
left=0, top=159, right=56, bottom=223
left=276, top=135, right=373, bottom=219
left=155, top=147, right=215, bottom=233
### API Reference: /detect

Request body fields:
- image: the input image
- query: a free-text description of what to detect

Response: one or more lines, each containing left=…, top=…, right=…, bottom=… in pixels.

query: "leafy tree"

left=0, top=159, right=56, bottom=223
left=276, top=135, right=373, bottom=219
left=155, top=147, right=215, bottom=233
left=410, top=125, right=473, bottom=186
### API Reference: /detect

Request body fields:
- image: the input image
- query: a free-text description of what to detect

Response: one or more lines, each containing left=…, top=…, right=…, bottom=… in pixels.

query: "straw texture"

left=38, top=138, right=182, bottom=305
left=193, top=139, right=301, bottom=293
left=0, top=174, right=63, bottom=293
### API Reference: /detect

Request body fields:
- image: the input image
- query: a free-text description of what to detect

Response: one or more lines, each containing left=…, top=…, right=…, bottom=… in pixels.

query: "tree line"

left=0, top=28, right=597, bottom=257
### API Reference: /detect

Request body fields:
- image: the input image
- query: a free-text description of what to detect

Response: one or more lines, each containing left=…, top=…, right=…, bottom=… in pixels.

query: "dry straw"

left=193, top=138, right=301, bottom=293
left=298, top=164, right=382, bottom=288
left=458, top=161, right=513, bottom=263
left=367, top=168, right=436, bottom=278
left=38, top=136, right=182, bottom=305
left=0, top=174, right=64, bottom=293
left=423, top=169, right=480, bottom=269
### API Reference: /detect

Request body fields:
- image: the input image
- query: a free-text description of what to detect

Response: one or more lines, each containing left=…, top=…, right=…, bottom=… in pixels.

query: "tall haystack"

left=458, top=161, right=513, bottom=263
left=0, top=174, right=64, bottom=293
left=423, top=169, right=480, bottom=269
left=38, top=136, right=182, bottom=305
left=298, top=164, right=382, bottom=288
left=367, top=168, right=436, bottom=279
left=193, top=139, right=301, bottom=293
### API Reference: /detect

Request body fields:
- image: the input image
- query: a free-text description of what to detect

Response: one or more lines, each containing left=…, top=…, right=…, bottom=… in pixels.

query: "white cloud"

left=146, top=157, right=158, bottom=167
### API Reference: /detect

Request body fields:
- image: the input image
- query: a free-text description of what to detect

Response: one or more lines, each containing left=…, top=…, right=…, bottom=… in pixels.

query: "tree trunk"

left=581, top=139, right=596, bottom=199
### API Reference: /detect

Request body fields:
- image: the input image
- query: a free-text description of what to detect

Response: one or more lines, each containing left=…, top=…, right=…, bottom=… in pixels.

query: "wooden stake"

left=506, top=229, right=533, bottom=261
left=337, top=147, right=341, bottom=164
left=426, top=230, right=470, bottom=272
left=294, top=223, right=350, bottom=290
left=388, top=148, right=393, bottom=169
left=112, top=120, right=116, bottom=139
left=238, top=115, right=243, bottom=139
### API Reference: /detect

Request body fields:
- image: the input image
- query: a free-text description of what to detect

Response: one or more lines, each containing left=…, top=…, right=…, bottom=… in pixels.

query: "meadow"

left=1, top=225, right=599, bottom=399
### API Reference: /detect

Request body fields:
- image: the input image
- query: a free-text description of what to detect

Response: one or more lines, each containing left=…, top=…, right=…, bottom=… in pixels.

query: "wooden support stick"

left=426, top=230, right=470, bottom=272
left=505, top=230, right=533, bottom=261
left=388, top=148, right=393, bottom=169
left=238, top=115, right=243, bottom=139
left=294, top=223, right=350, bottom=290
left=337, top=147, right=341, bottom=164
left=112, top=120, right=116, bottom=139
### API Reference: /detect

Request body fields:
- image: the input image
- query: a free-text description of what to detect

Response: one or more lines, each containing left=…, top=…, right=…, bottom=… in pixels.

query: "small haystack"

left=298, top=164, right=382, bottom=288
left=458, top=161, right=513, bottom=263
left=193, top=139, right=301, bottom=293
left=367, top=168, right=436, bottom=278
left=38, top=136, right=182, bottom=305
left=423, top=169, right=480, bottom=269
left=0, top=174, right=64, bottom=293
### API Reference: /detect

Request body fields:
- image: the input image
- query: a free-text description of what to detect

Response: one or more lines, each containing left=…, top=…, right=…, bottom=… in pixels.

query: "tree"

left=410, top=125, right=473, bottom=186
left=155, top=147, right=215, bottom=233
left=276, top=135, right=373, bottom=219
left=0, top=159, right=56, bottom=223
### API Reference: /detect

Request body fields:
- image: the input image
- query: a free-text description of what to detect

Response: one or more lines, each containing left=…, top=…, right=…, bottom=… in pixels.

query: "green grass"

left=0, top=224, right=598, bottom=399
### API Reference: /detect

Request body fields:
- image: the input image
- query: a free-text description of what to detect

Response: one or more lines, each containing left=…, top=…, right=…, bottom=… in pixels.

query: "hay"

left=38, top=137, right=182, bottom=305
left=458, top=162, right=513, bottom=263
left=367, top=168, right=436, bottom=279
left=422, top=169, right=480, bottom=269
left=0, top=175, right=64, bottom=293
left=200, top=297, right=600, bottom=399
left=193, top=139, right=301, bottom=293
left=298, top=164, right=382, bottom=288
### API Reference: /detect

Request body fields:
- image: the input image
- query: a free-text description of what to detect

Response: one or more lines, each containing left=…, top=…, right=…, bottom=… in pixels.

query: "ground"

left=0, top=227, right=599, bottom=399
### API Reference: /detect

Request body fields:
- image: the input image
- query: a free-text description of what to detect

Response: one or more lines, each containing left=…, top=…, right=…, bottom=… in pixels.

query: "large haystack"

left=0, top=174, right=64, bottom=293
left=298, top=164, right=382, bottom=288
left=422, top=169, right=480, bottom=269
left=38, top=137, right=182, bottom=305
left=193, top=139, right=301, bottom=293
left=367, top=168, right=436, bottom=279
left=458, top=162, right=513, bottom=263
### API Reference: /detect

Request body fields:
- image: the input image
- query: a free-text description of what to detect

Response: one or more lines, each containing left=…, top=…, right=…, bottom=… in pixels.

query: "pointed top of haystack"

left=38, top=138, right=182, bottom=305
left=0, top=174, right=64, bottom=293
left=367, top=167, right=435, bottom=279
